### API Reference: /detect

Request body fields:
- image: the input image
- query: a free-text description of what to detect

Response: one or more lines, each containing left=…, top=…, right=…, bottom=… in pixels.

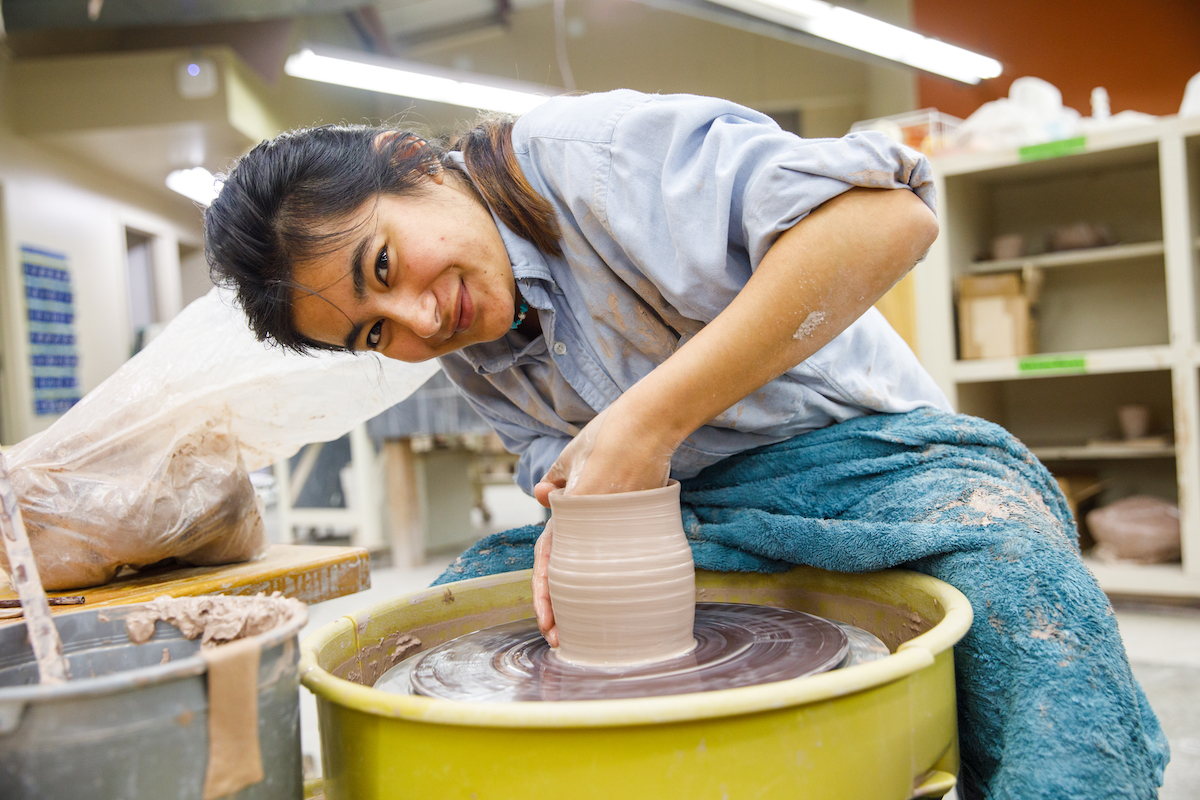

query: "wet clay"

left=123, top=592, right=306, bottom=648
left=548, top=480, right=695, bottom=667
left=393, top=604, right=857, bottom=702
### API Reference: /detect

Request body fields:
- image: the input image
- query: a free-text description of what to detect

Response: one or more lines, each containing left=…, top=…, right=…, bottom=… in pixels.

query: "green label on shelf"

left=1019, top=137, right=1087, bottom=161
left=1018, top=355, right=1087, bottom=374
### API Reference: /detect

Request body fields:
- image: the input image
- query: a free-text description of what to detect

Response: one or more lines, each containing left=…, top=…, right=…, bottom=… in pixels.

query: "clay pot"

left=991, top=233, right=1025, bottom=261
left=1117, top=404, right=1152, bottom=440
left=548, top=480, right=696, bottom=667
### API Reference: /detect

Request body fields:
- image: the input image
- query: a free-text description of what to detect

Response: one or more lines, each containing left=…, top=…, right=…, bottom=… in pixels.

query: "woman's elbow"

left=915, top=200, right=940, bottom=256
left=898, top=190, right=939, bottom=264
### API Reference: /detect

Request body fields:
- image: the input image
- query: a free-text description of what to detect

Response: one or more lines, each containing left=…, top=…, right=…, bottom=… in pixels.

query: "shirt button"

left=553, top=341, right=568, bottom=356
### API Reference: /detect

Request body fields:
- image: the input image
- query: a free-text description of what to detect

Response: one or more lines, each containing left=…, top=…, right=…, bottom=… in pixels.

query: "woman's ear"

left=374, top=130, right=420, bottom=151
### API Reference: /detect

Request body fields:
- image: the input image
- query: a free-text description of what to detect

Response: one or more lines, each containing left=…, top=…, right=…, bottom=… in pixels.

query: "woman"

left=206, top=89, right=1167, bottom=798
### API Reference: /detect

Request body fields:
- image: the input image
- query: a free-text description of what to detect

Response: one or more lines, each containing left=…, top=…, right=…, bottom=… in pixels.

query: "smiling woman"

left=203, top=89, right=1169, bottom=798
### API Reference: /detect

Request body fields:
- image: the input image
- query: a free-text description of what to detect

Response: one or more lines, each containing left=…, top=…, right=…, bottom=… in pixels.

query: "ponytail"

left=453, top=117, right=562, bottom=258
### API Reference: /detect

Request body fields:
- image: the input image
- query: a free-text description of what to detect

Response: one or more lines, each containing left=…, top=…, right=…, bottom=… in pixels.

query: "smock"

left=437, top=89, right=951, bottom=495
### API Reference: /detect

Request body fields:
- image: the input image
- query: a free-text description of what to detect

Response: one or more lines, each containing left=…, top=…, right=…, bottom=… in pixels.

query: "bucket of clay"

left=301, top=566, right=972, bottom=800
left=0, top=599, right=306, bottom=799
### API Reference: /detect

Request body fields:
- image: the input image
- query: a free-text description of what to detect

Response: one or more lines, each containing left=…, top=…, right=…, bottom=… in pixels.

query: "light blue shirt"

left=439, top=90, right=951, bottom=495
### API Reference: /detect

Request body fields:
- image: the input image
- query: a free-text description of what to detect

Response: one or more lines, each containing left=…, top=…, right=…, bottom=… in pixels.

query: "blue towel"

left=437, top=409, right=1169, bottom=799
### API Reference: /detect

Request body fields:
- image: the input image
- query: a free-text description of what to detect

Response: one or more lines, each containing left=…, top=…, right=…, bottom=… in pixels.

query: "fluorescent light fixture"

left=166, top=167, right=221, bottom=206
left=285, top=45, right=556, bottom=114
left=705, top=0, right=1002, bottom=84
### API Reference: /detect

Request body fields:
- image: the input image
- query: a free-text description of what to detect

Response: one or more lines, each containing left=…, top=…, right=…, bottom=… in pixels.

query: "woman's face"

left=291, top=171, right=515, bottom=362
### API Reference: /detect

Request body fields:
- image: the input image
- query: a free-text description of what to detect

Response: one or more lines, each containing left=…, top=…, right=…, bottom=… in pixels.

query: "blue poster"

left=22, top=245, right=79, bottom=416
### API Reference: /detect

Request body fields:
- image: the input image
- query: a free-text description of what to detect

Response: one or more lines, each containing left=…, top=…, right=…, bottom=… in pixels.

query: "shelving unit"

left=1031, top=442, right=1175, bottom=461
left=965, top=240, right=1166, bottom=275
left=915, top=115, right=1200, bottom=598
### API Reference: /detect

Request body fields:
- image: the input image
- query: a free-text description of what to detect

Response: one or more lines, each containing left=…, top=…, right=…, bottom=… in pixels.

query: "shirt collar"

left=446, top=150, right=555, bottom=286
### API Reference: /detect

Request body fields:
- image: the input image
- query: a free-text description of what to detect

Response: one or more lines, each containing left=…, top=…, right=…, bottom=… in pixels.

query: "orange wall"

left=912, top=1, right=1200, bottom=120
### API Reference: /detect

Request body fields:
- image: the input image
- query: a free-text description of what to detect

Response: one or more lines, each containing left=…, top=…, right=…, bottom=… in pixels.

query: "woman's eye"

left=367, top=320, right=383, bottom=349
left=374, top=247, right=389, bottom=286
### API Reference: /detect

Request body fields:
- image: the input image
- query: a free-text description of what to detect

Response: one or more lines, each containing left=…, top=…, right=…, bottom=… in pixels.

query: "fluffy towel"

left=436, top=409, right=1169, bottom=799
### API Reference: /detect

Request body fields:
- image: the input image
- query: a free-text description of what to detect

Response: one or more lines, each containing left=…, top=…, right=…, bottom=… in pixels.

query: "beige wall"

left=0, top=61, right=204, bottom=445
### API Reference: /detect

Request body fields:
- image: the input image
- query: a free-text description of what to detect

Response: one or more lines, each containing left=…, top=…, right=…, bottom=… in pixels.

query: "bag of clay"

left=1, top=288, right=438, bottom=590
left=1086, top=495, right=1181, bottom=564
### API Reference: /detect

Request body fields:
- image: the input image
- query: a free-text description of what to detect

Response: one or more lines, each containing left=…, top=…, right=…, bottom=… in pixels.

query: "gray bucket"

left=0, top=604, right=304, bottom=799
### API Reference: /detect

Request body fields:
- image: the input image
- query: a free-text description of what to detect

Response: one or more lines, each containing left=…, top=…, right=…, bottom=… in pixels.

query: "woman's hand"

left=531, top=520, right=558, bottom=646
left=533, top=403, right=675, bottom=504
left=530, top=399, right=678, bottom=642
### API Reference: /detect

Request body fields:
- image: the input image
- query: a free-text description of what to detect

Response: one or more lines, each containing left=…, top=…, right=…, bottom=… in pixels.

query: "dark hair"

left=204, top=117, right=561, bottom=353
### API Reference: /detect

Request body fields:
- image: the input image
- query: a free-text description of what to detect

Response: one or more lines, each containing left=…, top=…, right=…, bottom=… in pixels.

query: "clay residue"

left=607, top=293, right=626, bottom=332
left=124, top=592, right=306, bottom=648
left=932, top=485, right=1057, bottom=531
left=359, top=632, right=422, bottom=686
left=793, top=311, right=827, bottom=340
left=1027, top=608, right=1065, bottom=643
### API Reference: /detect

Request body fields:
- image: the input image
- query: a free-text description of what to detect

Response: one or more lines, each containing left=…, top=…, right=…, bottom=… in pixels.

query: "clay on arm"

left=541, top=185, right=938, bottom=499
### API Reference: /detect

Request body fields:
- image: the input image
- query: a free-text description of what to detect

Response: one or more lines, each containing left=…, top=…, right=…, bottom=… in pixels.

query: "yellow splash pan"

left=300, top=566, right=972, bottom=800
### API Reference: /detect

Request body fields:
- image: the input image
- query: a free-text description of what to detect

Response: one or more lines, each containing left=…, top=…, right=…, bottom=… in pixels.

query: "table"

left=0, top=544, right=370, bottom=623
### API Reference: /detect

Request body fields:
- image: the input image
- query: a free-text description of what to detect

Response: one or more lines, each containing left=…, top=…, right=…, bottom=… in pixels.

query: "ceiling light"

left=284, top=45, right=556, bottom=114
left=705, top=0, right=1002, bottom=84
left=166, top=167, right=221, bottom=206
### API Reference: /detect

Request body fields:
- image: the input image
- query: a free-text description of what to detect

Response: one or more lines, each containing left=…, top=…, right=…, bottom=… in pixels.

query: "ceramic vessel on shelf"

left=548, top=480, right=696, bottom=667
left=1117, top=404, right=1151, bottom=440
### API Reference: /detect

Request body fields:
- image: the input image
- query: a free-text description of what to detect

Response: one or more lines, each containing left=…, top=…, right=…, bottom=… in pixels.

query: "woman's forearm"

left=616, top=186, right=939, bottom=451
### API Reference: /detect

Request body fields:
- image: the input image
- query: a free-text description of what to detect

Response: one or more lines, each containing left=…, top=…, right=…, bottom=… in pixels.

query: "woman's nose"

left=402, top=290, right=441, bottom=339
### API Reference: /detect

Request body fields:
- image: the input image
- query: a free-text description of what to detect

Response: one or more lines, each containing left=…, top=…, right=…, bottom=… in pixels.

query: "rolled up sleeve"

left=593, top=92, right=936, bottom=325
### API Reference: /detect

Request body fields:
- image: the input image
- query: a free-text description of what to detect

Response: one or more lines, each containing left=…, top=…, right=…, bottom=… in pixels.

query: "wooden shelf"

left=923, top=116, right=1200, bottom=597
left=1033, top=442, right=1176, bottom=460
left=966, top=240, right=1165, bottom=275
left=952, top=345, right=1174, bottom=383
left=933, top=134, right=1159, bottom=178
left=1084, top=558, right=1200, bottom=598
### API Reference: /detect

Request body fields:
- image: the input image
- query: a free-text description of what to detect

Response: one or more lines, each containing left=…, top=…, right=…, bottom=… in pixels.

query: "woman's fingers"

left=531, top=522, right=558, bottom=647
left=534, top=479, right=561, bottom=508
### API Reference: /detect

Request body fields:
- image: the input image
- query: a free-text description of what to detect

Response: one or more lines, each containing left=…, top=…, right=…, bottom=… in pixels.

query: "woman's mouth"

left=455, top=280, right=475, bottom=333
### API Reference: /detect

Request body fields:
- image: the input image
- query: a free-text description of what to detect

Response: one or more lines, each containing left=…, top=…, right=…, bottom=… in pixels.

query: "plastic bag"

left=1182, top=71, right=1200, bottom=117
left=1, top=288, right=438, bottom=589
left=952, top=77, right=1081, bottom=152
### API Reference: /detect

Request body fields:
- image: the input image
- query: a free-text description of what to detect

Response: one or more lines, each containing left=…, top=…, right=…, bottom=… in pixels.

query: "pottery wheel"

left=375, top=603, right=887, bottom=702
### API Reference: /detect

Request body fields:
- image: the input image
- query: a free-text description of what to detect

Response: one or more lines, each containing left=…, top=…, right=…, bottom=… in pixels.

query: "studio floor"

left=287, top=487, right=1200, bottom=797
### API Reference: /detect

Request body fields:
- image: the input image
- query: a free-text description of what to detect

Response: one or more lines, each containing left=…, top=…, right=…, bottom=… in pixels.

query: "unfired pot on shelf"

left=300, top=566, right=972, bottom=800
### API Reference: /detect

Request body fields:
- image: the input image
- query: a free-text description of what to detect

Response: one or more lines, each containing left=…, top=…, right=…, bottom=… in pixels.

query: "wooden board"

left=0, top=544, right=370, bottom=623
